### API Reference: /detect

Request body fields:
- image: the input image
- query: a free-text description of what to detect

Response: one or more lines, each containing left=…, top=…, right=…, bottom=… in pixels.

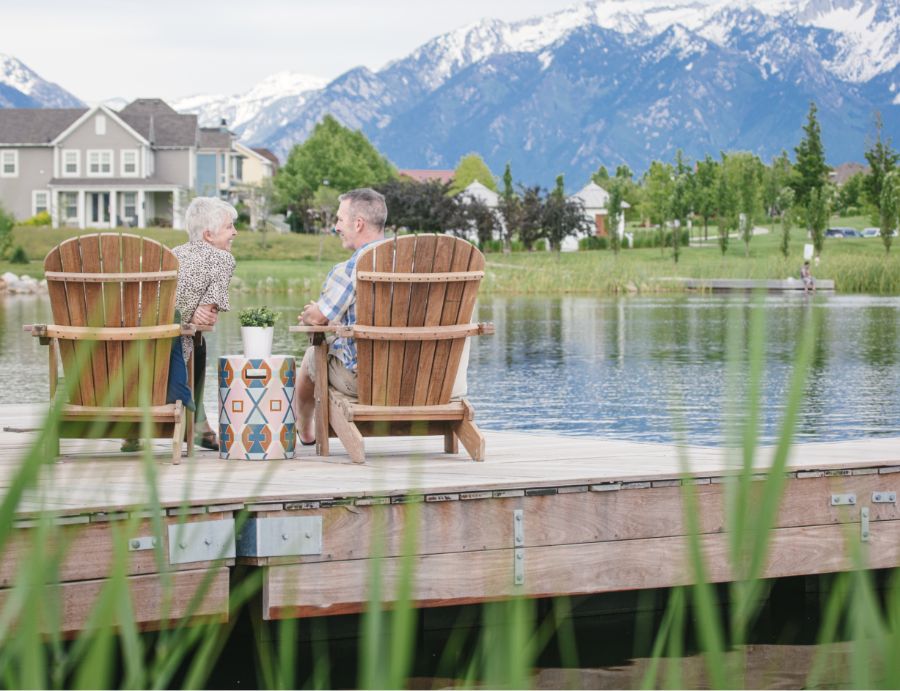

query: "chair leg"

left=444, top=427, right=459, bottom=454
left=44, top=432, right=60, bottom=460
left=313, top=340, right=330, bottom=457
left=172, top=401, right=184, bottom=464
left=328, top=398, right=365, bottom=463
left=453, top=419, right=485, bottom=461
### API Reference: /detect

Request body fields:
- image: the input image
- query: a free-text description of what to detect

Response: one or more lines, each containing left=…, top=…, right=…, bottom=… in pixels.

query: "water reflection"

left=3, top=293, right=899, bottom=446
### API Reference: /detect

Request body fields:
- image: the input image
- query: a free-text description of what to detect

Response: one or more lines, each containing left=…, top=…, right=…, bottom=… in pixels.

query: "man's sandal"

left=195, top=431, right=219, bottom=451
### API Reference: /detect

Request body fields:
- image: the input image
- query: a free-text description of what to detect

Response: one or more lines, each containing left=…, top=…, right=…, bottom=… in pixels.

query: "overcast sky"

left=5, top=0, right=581, bottom=103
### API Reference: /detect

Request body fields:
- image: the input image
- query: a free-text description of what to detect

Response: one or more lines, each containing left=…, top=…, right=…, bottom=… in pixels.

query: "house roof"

left=0, top=108, right=86, bottom=144
left=462, top=180, right=500, bottom=207
left=199, top=127, right=233, bottom=150
left=571, top=182, right=610, bottom=209
left=119, top=99, right=178, bottom=117
left=252, top=147, right=280, bottom=168
left=398, top=169, right=454, bottom=184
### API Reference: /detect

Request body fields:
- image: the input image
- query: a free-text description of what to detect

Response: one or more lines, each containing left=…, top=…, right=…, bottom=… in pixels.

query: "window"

left=32, top=190, right=49, bottom=216
left=95, top=115, right=106, bottom=135
left=0, top=150, right=18, bottom=177
left=62, top=149, right=80, bottom=176
left=87, top=150, right=112, bottom=176
left=219, top=153, right=227, bottom=184
left=123, top=192, right=137, bottom=221
left=121, top=149, right=138, bottom=176
left=62, top=192, right=78, bottom=221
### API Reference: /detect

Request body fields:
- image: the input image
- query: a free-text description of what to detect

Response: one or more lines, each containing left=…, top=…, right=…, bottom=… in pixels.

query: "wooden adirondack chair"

left=28, top=233, right=188, bottom=462
left=291, top=234, right=493, bottom=463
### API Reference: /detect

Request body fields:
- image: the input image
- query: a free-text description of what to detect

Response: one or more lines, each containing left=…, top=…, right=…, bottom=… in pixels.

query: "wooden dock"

left=2, top=403, right=899, bottom=633
left=673, top=278, right=835, bottom=292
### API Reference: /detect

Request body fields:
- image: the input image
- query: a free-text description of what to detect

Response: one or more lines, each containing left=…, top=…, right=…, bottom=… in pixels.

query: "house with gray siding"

left=0, top=98, right=264, bottom=229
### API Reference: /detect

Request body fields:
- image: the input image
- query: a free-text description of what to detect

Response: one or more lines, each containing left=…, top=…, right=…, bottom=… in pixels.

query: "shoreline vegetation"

left=2, top=221, right=899, bottom=296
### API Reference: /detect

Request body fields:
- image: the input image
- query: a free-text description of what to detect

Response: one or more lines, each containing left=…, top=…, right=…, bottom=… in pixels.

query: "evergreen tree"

left=716, top=153, right=739, bottom=257
left=864, top=114, right=899, bottom=254
left=607, top=180, right=624, bottom=256
left=793, top=102, right=829, bottom=207
left=518, top=186, right=545, bottom=251
left=643, top=161, right=674, bottom=254
left=449, top=153, right=496, bottom=194
left=592, top=165, right=610, bottom=185
left=777, top=187, right=795, bottom=259
left=806, top=186, right=830, bottom=256
left=498, top=163, right=518, bottom=252
left=693, top=155, right=718, bottom=243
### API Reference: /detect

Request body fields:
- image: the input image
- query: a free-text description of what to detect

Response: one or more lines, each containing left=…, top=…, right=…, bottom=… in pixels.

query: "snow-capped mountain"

left=0, top=53, right=83, bottom=108
left=172, top=72, right=327, bottom=143
left=243, top=0, right=899, bottom=182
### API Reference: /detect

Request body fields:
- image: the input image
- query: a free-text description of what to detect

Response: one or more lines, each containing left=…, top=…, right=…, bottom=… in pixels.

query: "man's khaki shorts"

left=299, top=338, right=470, bottom=400
left=301, top=347, right=358, bottom=397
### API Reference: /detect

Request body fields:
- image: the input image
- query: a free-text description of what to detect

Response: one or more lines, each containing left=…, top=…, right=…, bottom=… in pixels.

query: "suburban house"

left=564, top=181, right=630, bottom=251
left=234, top=142, right=279, bottom=185
left=0, top=98, right=276, bottom=229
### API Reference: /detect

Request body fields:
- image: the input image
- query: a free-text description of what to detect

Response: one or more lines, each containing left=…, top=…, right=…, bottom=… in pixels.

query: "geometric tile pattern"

left=218, top=355, right=296, bottom=460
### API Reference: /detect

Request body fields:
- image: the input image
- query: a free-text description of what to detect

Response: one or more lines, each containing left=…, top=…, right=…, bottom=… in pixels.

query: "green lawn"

left=3, top=220, right=899, bottom=295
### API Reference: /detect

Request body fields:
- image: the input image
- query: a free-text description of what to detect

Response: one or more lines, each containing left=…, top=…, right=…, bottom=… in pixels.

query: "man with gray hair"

left=295, top=187, right=387, bottom=446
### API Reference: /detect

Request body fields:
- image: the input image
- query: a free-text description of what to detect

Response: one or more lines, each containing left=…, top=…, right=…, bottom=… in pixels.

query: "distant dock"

left=662, top=278, right=835, bottom=292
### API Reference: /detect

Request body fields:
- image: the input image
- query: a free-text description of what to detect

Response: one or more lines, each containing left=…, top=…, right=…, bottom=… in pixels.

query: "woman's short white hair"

left=184, top=197, right=237, bottom=243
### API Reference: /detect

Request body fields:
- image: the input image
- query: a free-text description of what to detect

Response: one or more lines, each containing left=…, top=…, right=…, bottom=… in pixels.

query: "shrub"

left=238, top=306, right=279, bottom=327
left=21, top=211, right=51, bottom=227
left=147, top=217, right=172, bottom=228
left=579, top=236, right=609, bottom=250
left=9, top=246, right=28, bottom=264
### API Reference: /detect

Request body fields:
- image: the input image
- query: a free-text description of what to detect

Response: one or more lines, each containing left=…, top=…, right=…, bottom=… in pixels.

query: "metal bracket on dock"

left=236, top=516, right=322, bottom=558
left=861, top=507, right=870, bottom=543
left=513, top=510, right=524, bottom=585
left=128, top=536, right=157, bottom=552
left=873, top=492, right=897, bottom=504
left=168, top=518, right=236, bottom=565
left=831, top=493, right=856, bottom=506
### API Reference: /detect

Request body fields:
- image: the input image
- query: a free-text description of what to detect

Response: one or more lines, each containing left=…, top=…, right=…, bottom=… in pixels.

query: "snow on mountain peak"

left=1, top=53, right=42, bottom=95
left=0, top=52, right=84, bottom=107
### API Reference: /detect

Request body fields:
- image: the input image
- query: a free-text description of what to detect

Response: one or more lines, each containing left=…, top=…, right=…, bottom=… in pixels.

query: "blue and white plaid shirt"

left=315, top=241, right=379, bottom=372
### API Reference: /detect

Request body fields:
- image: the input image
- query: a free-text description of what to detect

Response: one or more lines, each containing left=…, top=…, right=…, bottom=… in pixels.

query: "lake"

left=3, top=292, right=899, bottom=446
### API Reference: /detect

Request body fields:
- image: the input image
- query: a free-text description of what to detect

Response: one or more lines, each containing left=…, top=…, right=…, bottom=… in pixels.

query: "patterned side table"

left=218, top=356, right=296, bottom=460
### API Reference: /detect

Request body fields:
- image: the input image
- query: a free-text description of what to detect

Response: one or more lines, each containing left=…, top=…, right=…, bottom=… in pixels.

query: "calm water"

left=3, top=292, right=899, bottom=445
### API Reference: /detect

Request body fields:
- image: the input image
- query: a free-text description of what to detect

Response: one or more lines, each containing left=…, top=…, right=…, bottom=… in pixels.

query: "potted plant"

left=238, top=306, right=279, bottom=359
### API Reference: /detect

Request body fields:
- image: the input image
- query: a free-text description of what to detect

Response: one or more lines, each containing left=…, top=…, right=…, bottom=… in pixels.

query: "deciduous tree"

left=449, top=153, right=496, bottom=195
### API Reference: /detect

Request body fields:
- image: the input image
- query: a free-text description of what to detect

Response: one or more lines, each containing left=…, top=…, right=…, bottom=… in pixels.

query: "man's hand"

left=192, top=304, right=219, bottom=326
left=298, top=301, right=327, bottom=326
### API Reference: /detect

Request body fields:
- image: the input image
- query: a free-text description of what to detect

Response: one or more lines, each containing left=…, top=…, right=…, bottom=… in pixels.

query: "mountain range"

left=3, top=0, right=899, bottom=186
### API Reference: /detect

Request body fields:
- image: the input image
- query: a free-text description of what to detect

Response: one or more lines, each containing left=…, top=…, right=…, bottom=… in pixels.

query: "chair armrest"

left=289, top=325, right=342, bottom=333
left=192, top=324, right=215, bottom=333
left=180, top=324, right=198, bottom=337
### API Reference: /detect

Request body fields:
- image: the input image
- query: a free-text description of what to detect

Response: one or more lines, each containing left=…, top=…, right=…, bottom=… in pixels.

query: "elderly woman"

left=172, top=197, right=238, bottom=450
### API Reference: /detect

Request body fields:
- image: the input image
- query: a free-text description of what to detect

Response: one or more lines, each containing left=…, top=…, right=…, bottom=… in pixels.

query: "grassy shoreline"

left=3, top=223, right=900, bottom=295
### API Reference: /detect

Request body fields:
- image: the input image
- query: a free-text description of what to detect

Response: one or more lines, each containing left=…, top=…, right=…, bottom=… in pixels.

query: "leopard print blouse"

left=172, top=241, right=236, bottom=361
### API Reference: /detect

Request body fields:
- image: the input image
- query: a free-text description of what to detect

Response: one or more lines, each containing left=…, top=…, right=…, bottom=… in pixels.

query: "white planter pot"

left=241, top=326, right=274, bottom=359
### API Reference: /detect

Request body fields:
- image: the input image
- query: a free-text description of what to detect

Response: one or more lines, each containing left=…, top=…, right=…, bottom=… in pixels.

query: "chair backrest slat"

left=398, top=235, right=437, bottom=406
left=57, top=237, right=97, bottom=406
left=438, top=245, right=485, bottom=401
left=44, top=247, right=80, bottom=405
left=78, top=235, right=111, bottom=407
left=121, top=235, right=142, bottom=406
left=412, top=235, right=456, bottom=405
left=152, top=250, right=178, bottom=405
left=355, top=250, right=375, bottom=405
left=100, top=234, right=124, bottom=406
left=385, top=237, right=415, bottom=406
left=369, top=240, right=396, bottom=406
left=426, top=239, right=473, bottom=405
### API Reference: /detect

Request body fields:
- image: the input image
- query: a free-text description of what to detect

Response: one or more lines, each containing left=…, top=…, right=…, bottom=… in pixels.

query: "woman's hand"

left=192, top=304, right=219, bottom=326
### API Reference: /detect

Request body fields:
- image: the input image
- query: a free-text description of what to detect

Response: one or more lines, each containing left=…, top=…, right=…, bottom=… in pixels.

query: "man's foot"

left=195, top=431, right=219, bottom=451
left=121, top=438, right=142, bottom=453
